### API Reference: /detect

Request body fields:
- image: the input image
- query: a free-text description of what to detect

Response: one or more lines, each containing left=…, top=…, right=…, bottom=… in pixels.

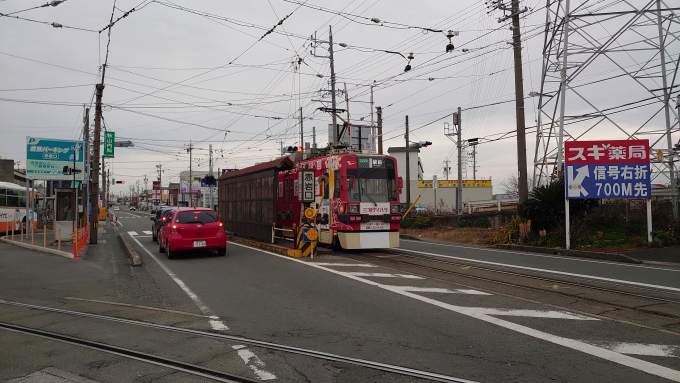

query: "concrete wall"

left=413, top=185, right=493, bottom=212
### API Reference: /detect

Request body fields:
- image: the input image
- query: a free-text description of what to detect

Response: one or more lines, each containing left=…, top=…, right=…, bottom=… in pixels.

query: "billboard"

left=564, top=139, right=650, bottom=199
left=26, top=137, right=85, bottom=181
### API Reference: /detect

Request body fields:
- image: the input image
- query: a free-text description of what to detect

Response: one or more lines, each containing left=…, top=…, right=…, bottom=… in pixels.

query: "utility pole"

left=156, top=164, right=162, bottom=204
left=329, top=25, right=338, bottom=147
left=187, top=141, right=193, bottom=208
left=344, top=82, right=351, bottom=150
left=454, top=108, right=462, bottom=215
left=377, top=106, right=383, bottom=154
left=209, top=144, right=214, bottom=210
left=471, top=144, right=478, bottom=181
left=511, top=0, right=529, bottom=204
left=405, top=115, right=411, bottom=209
left=299, top=107, right=304, bottom=149
left=101, top=156, right=106, bottom=212
left=370, top=84, right=375, bottom=153
left=90, top=69, right=105, bottom=243
left=83, top=108, right=90, bottom=231
left=143, top=174, right=148, bottom=208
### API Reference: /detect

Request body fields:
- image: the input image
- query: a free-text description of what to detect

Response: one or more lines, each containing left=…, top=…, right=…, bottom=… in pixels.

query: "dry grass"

left=401, top=227, right=495, bottom=246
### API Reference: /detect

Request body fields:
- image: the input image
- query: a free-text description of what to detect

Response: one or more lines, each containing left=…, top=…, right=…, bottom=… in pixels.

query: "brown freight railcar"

left=217, top=157, right=294, bottom=242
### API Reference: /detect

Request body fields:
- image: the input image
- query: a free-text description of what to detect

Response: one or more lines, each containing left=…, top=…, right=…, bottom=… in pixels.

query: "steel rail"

left=0, top=322, right=257, bottom=383
left=0, top=299, right=478, bottom=383
left=381, top=249, right=680, bottom=305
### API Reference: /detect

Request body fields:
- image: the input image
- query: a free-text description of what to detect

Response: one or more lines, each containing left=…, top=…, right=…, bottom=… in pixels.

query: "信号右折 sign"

left=564, top=140, right=650, bottom=199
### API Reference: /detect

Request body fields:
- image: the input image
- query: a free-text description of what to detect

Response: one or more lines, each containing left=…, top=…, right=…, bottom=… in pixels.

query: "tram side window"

left=334, top=171, right=341, bottom=198
left=0, top=194, right=5, bottom=207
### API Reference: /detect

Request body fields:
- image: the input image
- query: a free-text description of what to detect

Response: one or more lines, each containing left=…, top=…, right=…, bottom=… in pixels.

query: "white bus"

left=0, top=181, right=37, bottom=235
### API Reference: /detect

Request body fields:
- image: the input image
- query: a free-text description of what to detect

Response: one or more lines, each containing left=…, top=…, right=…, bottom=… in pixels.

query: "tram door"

left=317, top=174, right=333, bottom=244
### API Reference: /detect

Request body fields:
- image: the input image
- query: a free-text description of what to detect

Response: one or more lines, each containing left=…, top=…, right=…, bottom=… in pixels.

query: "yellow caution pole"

left=402, top=195, right=422, bottom=219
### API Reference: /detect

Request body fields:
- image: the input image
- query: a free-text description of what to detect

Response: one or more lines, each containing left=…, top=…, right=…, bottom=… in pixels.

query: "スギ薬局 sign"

left=564, top=139, right=650, bottom=199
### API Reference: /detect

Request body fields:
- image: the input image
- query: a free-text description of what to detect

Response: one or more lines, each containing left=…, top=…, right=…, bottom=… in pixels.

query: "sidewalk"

left=1, top=223, right=110, bottom=259
left=625, top=245, right=680, bottom=265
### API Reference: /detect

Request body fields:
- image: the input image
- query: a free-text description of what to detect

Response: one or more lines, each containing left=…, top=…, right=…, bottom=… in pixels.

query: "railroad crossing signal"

left=116, top=180, right=125, bottom=184
left=304, top=208, right=315, bottom=219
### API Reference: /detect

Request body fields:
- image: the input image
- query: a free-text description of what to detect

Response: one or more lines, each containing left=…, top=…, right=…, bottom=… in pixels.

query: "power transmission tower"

left=533, top=0, right=679, bottom=215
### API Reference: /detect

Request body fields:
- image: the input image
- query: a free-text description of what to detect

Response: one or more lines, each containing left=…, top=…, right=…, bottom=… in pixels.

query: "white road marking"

left=232, top=345, right=277, bottom=380
left=129, top=235, right=227, bottom=329
left=231, top=242, right=680, bottom=382
left=474, top=308, right=596, bottom=320
left=143, top=231, right=152, bottom=235
left=399, top=247, right=680, bottom=293
left=209, top=320, right=228, bottom=331
left=400, top=239, right=680, bottom=273
left=310, top=262, right=377, bottom=267
left=345, top=272, right=424, bottom=279
left=395, top=286, right=492, bottom=295
left=584, top=341, right=679, bottom=357
left=127, top=231, right=138, bottom=236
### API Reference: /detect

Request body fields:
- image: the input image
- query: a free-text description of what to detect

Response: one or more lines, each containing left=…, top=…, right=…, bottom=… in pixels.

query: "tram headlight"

left=391, top=204, right=400, bottom=214
left=349, top=204, right=359, bottom=214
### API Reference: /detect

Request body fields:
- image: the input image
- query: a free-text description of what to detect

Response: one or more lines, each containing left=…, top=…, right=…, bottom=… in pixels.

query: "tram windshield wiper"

left=360, top=180, right=377, bottom=206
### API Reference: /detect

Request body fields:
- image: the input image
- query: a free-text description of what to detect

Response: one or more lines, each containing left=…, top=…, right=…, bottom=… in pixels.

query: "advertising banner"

left=564, top=140, right=650, bottom=199
left=26, top=137, right=85, bottom=180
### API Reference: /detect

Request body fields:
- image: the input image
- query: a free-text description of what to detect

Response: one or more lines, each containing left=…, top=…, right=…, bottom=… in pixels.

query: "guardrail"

left=72, top=227, right=89, bottom=260
left=466, top=199, right=519, bottom=214
left=272, top=226, right=296, bottom=244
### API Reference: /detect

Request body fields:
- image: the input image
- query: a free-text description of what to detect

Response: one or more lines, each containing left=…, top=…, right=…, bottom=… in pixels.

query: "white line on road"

left=309, top=262, right=377, bottom=267
left=472, top=308, right=596, bottom=320
left=401, top=239, right=680, bottom=273
left=394, top=286, right=492, bottom=295
left=345, top=272, right=424, bottom=279
left=231, top=242, right=680, bottom=382
left=399, top=247, right=680, bottom=293
left=232, top=345, right=277, bottom=380
left=127, top=231, right=138, bottom=236
left=143, top=231, right=152, bottom=235
left=583, top=341, right=679, bottom=357
left=129, top=235, right=227, bottom=330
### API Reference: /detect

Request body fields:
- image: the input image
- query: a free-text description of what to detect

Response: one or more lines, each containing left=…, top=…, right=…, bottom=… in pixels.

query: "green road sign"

left=104, top=131, right=115, bottom=158
left=26, top=137, right=85, bottom=181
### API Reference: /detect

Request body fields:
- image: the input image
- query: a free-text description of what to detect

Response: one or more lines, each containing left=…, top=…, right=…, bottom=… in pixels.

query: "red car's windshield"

left=175, top=211, right=218, bottom=224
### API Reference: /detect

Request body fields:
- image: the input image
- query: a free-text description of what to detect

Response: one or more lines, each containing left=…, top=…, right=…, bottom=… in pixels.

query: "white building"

left=387, top=146, right=492, bottom=212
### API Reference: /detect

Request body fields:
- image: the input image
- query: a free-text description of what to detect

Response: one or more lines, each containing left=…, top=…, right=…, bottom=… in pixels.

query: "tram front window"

left=347, top=157, right=398, bottom=203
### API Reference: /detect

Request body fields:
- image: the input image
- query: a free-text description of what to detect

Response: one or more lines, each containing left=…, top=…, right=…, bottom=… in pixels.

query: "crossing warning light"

left=286, top=146, right=302, bottom=153
left=116, top=180, right=125, bottom=184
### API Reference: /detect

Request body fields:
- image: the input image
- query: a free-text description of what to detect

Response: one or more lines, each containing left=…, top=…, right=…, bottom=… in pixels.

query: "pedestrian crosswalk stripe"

left=127, top=231, right=138, bottom=236
left=583, top=341, right=680, bottom=357
left=311, top=263, right=377, bottom=267
left=394, top=286, right=492, bottom=295
left=345, top=272, right=424, bottom=279
left=143, top=231, right=152, bottom=235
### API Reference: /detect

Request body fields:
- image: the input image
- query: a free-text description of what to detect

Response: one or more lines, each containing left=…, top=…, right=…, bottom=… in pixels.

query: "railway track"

left=353, top=249, right=680, bottom=321
left=0, top=299, right=478, bottom=383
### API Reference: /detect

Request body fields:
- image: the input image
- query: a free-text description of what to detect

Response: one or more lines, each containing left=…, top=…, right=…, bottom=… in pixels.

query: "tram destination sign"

left=564, top=139, right=650, bottom=199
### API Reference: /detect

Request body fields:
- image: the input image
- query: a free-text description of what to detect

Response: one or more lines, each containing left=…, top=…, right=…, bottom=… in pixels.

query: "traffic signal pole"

left=405, top=115, right=410, bottom=209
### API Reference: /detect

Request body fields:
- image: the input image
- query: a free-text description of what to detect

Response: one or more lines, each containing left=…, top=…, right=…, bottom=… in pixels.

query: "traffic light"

left=62, top=166, right=82, bottom=175
left=409, top=141, right=433, bottom=149
left=286, top=146, right=301, bottom=153
left=116, top=180, right=125, bottom=184
left=204, top=175, right=216, bottom=185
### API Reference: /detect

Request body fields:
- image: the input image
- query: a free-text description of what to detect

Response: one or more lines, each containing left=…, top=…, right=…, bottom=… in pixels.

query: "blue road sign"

left=26, top=137, right=85, bottom=181
left=565, top=163, right=651, bottom=199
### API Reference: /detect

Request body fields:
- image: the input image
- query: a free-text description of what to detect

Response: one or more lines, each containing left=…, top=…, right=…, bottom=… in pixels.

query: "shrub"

left=473, top=218, right=490, bottom=228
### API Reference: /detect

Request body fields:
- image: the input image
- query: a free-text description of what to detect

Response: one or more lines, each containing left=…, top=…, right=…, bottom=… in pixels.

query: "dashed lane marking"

left=231, top=242, right=680, bottom=382
left=345, top=272, right=424, bottom=279
left=232, top=345, right=277, bottom=380
left=142, top=231, right=152, bottom=235
left=130, top=237, right=277, bottom=380
left=309, top=262, right=377, bottom=267
left=127, top=231, right=138, bottom=236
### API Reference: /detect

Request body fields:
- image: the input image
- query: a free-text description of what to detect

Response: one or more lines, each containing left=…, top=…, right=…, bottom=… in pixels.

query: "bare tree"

left=501, top=174, right=530, bottom=198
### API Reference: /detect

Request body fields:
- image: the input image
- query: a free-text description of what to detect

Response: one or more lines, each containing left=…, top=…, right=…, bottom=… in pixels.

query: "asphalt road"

left=115, top=207, right=680, bottom=383
left=398, top=238, right=680, bottom=290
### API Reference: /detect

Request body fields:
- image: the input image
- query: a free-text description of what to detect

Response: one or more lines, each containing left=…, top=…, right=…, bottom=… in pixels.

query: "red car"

left=158, top=208, right=227, bottom=259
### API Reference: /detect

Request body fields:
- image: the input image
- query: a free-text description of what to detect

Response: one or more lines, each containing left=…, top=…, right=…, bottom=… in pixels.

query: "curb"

left=0, top=237, right=74, bottom=259
left=495, top=244, right=642, bottom=264
left=400, top=234, right=421, bottom=241
left=114, top=227, right=142, bottom=266
left=229, top=236, right=333, bottom=257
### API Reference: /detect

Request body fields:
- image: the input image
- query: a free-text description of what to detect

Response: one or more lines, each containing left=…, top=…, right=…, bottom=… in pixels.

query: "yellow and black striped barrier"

left=297, top=225, right=318, bottom=257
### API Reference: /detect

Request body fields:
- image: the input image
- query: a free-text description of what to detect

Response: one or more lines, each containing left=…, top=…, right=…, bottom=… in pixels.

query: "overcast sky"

left=1, top=0, right=677, bottom=196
